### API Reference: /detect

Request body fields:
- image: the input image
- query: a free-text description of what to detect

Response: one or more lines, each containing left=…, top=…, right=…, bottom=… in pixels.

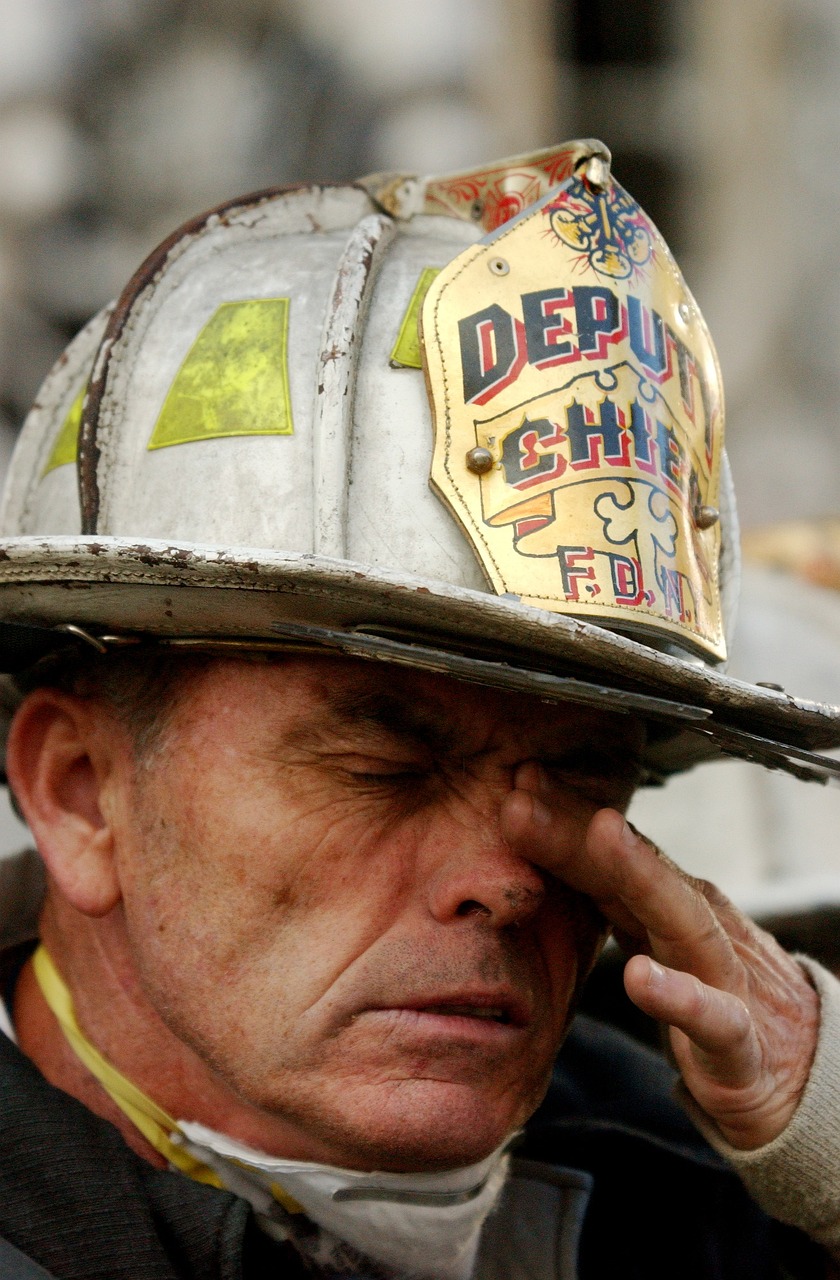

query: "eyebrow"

left=319, top=686, right=458, bottom=755
left=284, top=676, right=647, bottom=781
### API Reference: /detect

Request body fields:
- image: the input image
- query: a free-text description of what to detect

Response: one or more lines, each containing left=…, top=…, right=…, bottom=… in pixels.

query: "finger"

left=501, top=788, right=644, bottom=938
left=588, top=813, right=743, bottom=991
left=503, top=795, right=740, bottom=991
left=501, top=785, right=603, bottom=881
left=624, top=954, right=760, bottom=1088
left=504, top=765, right=596, bottom=845
left=513, top=760, right=549, bottom=798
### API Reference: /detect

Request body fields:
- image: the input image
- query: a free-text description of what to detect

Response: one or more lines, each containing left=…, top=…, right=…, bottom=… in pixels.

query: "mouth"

left=343, top=993, right=534, bottom=1055
left=421, top=1004, right=513, bottom=1024
left=370, top=988, right=532, bottom=1031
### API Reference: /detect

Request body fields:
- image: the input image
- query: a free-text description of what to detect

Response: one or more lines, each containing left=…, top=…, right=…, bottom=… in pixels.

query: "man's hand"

left=500, top=763, right=820, bottom=1152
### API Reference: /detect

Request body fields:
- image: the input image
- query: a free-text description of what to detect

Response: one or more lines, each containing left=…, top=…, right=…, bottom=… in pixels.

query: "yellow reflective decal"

left=42, top=382, right=85, bottom=476
left=390, top=268, right=441, bottom=368
left=148, top=298, right=294, bottom=450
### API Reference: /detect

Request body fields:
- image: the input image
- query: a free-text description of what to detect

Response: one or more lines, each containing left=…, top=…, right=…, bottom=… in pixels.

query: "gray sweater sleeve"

left=682, top=956, right=840, bottom=1256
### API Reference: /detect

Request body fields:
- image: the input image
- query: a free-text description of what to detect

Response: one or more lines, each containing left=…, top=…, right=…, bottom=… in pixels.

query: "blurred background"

left=4, top=0, right=840, bottom=527
left=1, top=0, right=840, bottom=949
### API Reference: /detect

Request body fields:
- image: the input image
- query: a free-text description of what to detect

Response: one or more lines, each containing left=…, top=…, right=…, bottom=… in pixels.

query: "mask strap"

left=31, top=944, right=303, bottom=1211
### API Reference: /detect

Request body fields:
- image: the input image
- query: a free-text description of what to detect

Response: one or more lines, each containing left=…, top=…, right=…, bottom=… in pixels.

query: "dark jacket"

left=0, top=1018, right=822, bottom=1279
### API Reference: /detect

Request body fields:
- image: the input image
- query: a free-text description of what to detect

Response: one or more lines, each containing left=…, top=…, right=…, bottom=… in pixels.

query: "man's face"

left=108, top=656, right=643, bottom=1170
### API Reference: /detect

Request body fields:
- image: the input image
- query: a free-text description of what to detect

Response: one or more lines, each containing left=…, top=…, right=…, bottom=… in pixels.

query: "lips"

left=422, top=1004, right=511, bottom=1024
left=370, top=989, right=532, bottom=1029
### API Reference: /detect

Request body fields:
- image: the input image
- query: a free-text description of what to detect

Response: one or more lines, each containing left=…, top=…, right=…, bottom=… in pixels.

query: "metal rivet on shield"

left=471, top=199, right=484, bottom=221
left=679, top=302, right=692, bottom=323
left=488, top=257, right=509, bottom=276
left=466, top=447, right=494, bottom=475
left=694, top=505, right=720, bottom=530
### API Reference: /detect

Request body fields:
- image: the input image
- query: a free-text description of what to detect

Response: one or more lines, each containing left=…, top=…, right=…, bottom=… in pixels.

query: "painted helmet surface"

left=0, top=140, right=837, bottom=782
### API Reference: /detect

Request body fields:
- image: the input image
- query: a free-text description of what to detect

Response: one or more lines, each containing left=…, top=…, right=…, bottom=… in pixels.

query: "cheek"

left=117, top=766, right=421, bottom=1007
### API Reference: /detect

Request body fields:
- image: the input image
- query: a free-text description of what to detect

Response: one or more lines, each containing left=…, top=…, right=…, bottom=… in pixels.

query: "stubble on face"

left=108, top=656, right=641, bottom=1169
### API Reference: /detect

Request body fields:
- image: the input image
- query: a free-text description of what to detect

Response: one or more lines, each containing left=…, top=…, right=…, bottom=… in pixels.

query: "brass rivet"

left=466, top=446, right=494, bottom=475
left=471, top=198, right=484, bottom=220
left=757, top=681, right=785, bottom=692
left=488, top=257, right=509, bottom=276
left=695, top=505, right=720, bottom=529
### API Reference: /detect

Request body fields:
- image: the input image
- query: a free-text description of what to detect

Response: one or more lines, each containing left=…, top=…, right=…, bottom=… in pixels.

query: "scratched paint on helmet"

left=148, top=298, right=294, bottom=450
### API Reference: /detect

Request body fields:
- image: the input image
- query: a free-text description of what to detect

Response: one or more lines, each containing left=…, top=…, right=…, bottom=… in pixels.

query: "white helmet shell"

left=0, top=143, right=837, bottom=782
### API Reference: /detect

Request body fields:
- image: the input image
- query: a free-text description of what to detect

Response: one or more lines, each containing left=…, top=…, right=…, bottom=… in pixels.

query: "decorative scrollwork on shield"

left=545, top=178, right=654, bottom=282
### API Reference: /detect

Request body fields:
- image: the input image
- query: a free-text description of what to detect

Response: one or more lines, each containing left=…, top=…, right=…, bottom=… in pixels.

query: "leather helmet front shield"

left=423, top=172, right=725, bottom=662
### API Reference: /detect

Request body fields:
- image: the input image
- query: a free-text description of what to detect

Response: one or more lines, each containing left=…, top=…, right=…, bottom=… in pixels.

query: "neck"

left=14, top=906, right=362, bottom=1167
left=14, top=950, right=166, bottom=1166
left=14, top=944, right=511, bottom=1280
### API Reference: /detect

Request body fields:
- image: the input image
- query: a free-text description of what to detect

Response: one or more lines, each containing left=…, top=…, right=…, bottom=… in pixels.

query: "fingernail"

left=532, top=762, right=549, bottom=793
left=530, top=795, right=552, bottom=829
left=647, top=959, right=666, bottom=989
left=514, top=760, right=546, bottom=794
left=619, top=818, right=638, bottom=852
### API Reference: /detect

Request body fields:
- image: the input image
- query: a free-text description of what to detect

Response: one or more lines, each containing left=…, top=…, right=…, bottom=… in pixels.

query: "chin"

left=319, top=1079, right=532, bottom=1172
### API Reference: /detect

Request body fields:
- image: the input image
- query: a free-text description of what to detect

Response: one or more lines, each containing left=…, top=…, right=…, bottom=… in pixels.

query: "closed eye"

left=338, top=761, right=440, bottom=815
left=353, top=767, right=431, bottom=784
left=330, top=753, right=436, bottom=788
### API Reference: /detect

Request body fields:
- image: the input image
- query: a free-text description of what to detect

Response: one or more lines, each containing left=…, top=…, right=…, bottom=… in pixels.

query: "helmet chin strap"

left=33, top=944, right=511, bottom=1280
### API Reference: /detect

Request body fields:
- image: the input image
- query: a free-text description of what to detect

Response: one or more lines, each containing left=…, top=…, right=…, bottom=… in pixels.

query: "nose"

left=423, top=810, right=548, bottom=929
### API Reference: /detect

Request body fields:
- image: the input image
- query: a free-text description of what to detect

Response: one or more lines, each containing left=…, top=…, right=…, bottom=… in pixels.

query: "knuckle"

left=729, top=996, right=753, bottom=1043
left=690, top=915, right=725, bottom=954
left=697, top=877, right=735, bottom=913
left=686, top=974, right=709, bottom=1018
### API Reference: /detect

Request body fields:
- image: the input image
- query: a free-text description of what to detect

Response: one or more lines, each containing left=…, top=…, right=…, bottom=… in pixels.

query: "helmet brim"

left=0, top=535, right=838, bottom=782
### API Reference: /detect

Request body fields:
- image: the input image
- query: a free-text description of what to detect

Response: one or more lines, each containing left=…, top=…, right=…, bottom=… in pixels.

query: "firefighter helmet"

left=0, top=141, right=837, bottom=782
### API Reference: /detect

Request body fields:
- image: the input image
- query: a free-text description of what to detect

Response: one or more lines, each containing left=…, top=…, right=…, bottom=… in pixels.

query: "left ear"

left=5, top=687, right=129, bottom=917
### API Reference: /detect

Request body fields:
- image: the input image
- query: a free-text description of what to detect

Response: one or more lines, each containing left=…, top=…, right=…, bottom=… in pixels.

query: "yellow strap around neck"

left=32, top=944, right=223, bottom=1186
left=32, top=946, right=304, bottom=1213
